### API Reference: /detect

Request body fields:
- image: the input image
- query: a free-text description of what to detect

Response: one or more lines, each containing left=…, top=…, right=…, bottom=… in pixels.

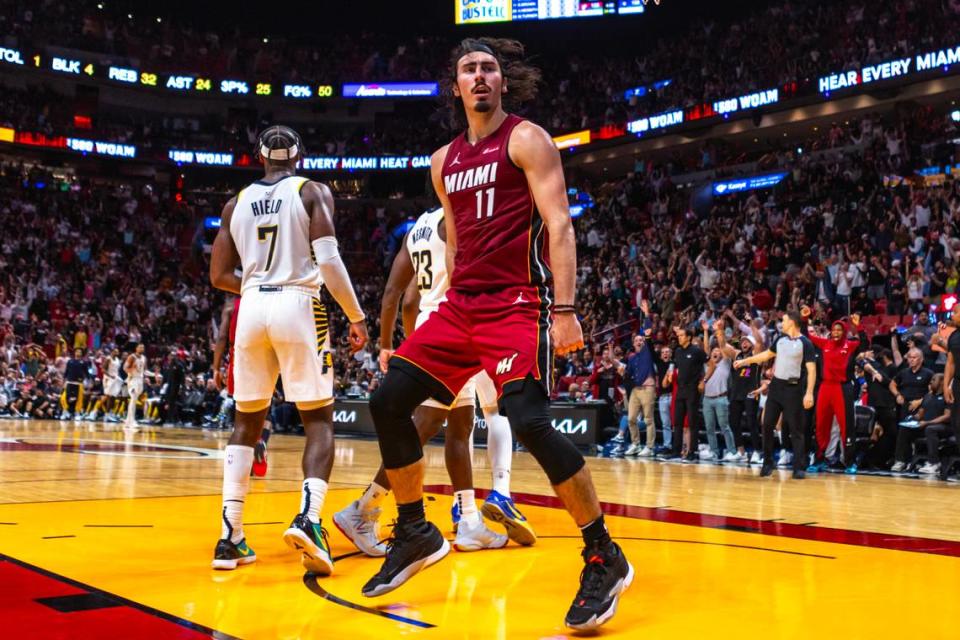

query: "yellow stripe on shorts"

left=312, top=298, right=329, bottom=355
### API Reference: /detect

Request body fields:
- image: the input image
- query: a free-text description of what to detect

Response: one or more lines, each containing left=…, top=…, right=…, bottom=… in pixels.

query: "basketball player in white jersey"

left=209, top=125, right=368, bottom=573
left=100, top=348, right=123, bottom=422
left=122, top=343, right=155, bottom=430
left=335, top=207, right=535, bottom=555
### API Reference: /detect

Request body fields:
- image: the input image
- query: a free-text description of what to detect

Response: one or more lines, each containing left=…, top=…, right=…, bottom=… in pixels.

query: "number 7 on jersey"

left=257, top=224, right=279, bottom=271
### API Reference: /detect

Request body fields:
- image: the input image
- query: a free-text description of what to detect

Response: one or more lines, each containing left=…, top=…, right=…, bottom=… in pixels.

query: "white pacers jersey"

left=229, top=174, right=334, bottom=406
left=127, top=354, right=146, bottom=397
left=129, top=355, right=146, bottom=384
left=104, top=357, right=122, bottom=396
left=408, top=208, right=497, bottom=411
left=406, top=208, right=448, bottom=322
left=230, top=175, right=322, bottom=294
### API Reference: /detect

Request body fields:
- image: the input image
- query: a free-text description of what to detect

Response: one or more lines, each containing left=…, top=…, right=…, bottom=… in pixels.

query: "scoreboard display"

left=455, top=0, right=647, bottom=24
left=26, top=51, right=339, bottom=100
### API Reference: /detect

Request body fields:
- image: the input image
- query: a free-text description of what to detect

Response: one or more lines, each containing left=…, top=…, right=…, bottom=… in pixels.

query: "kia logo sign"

left=552, top=418, right=589, bottom=435
left=333, top=410, right=357, bottom=423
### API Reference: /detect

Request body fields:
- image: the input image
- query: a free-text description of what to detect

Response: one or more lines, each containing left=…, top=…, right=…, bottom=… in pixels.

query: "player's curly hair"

left=441, top=38, right=542, bottom=129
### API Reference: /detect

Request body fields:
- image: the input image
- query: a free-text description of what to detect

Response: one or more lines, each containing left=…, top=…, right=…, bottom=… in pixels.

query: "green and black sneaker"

left=211, top=538, right=257, bottom=570
left=283, top=513, right=334, bottom=575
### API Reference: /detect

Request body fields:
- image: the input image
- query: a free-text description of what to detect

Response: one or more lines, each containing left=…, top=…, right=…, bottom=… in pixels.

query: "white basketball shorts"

left=104, top=377, right=123, bottom=397
left=233, top=287, right=333, bottom=405
left=127, top=379, right=143, bottom=399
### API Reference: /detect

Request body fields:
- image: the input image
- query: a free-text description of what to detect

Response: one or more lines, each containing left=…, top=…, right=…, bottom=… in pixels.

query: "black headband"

left=456, top=40, right=498, bottom=65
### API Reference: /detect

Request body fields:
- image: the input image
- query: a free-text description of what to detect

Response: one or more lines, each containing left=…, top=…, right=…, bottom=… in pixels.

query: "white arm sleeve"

left=311, top=236, right=365, bottom=323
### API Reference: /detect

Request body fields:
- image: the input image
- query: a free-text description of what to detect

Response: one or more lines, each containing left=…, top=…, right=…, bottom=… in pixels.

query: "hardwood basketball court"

left=1, top=419, right=957, bottom=639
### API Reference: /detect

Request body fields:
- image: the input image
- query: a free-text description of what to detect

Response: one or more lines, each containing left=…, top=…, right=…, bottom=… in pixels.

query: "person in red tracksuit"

left=804, top=311, right=862, bottom=472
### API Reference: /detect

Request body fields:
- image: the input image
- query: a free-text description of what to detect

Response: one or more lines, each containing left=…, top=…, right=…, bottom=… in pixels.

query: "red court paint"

left=424, top=484, right=960, bottom=558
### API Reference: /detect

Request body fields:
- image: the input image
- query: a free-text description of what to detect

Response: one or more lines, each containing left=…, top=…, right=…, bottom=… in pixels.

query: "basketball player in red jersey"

left=363, top=39, right=632, bottom=631
left=212, top=297, right=270, bottom=477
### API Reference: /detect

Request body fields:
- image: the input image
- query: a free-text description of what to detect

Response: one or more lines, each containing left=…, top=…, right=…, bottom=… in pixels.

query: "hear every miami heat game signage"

left=2, top=38, right=960, bottom=151
left=818, top=44, right=960, bottom=93
left=331, top=400, right=600, bottom=447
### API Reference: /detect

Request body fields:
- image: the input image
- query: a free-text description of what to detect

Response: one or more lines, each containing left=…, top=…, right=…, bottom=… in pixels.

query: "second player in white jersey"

left=103, top=351, right=123, bottom=397
left=406, top=208, right=496, bottom=410
left=122, top=343, right=152, bottom=430
left=405, top=208, right=449, bottom=320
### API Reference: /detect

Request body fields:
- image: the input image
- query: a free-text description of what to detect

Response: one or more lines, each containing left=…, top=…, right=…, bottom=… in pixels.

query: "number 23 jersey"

left=405, top=208, right=448, bottom=319
left=441, top=113, right=550, bottom=294
left=230, top=175, right=323, bottom=294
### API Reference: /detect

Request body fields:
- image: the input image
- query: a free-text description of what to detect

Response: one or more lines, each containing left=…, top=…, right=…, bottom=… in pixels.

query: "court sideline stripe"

left=302, top=574, right=435, bottom=629
left=423, top=484, right=960, bottom=558
left=0, top=552, right=239, bottom=639
left=0, top=485, right=368, bottom=507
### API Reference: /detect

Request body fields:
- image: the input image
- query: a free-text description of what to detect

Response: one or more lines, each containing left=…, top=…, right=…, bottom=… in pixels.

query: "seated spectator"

left=892, top=373, right=949, bottom=472
left=567, top=382, right=588, bottom=402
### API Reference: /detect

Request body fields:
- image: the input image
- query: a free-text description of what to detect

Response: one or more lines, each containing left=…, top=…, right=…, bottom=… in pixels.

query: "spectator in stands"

left=889, top=349, right=936, bottom=472
left=622, top=333, right=657, bottom=457
left=893, top=373, right=950, bottom=473
left=700, top=321, right=741, bottom=462
left=655, top=345, right=674, bottom=452
left=851, top=348, right=900, bottom=472
left=718, top=325, right=763, bottom=463
left=669, top=326, right=707, bottom=460
left=567, top=382, right=587, bottom=402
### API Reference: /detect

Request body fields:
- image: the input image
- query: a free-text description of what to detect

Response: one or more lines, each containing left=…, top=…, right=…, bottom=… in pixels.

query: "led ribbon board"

left=712, top=172, right=788, bottom=195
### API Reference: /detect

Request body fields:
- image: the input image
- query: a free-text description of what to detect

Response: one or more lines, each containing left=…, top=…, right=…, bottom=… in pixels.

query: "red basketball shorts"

left=392, top=285, right=552, bottom=406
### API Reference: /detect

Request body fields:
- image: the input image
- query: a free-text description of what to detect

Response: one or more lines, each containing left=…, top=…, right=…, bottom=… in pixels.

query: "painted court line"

left=423, top=484, right=960, bottom=558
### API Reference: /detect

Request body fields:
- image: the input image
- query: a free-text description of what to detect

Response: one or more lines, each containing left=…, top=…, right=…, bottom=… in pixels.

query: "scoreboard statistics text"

left=455, top=0, right=646, bottom=24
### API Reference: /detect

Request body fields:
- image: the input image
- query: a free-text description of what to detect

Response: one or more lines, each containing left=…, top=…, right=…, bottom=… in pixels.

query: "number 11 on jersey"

left=475, top=188, right=495, bottom=219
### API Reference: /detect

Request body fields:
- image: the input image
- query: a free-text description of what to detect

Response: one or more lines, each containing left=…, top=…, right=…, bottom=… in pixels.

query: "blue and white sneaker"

left=481, top=490, right=537, bottom=546
left=451, top=501, right=461, bottom=534
left=807, top=459, right=828, bottom=473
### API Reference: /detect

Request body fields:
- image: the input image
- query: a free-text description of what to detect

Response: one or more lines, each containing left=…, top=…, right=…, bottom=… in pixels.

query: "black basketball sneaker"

left=282, top=513, right=334, bottom=575
left=211, top=538, right=257, bottom=570
left=361, top=520, right=450, bottom=597
left=564, top=540, right=634, bottom=631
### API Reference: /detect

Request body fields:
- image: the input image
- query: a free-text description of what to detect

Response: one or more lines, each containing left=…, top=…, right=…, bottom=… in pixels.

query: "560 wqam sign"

left=819, top=43, right=960, bottom=93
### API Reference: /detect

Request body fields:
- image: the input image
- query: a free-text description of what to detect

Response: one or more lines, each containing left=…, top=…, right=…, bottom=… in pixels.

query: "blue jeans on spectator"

left=658, top=394, right=673, bottom=448
left=703, top=395, right=735, bottom=455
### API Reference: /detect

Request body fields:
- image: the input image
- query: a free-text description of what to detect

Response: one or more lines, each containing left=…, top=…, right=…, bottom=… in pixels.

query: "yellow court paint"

left=1, top=422, right=958, bottom=638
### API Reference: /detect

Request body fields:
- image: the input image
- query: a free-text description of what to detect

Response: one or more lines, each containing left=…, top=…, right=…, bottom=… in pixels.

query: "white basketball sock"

left=456, top=489, right=481, bottom=527
left=484, top=410, right=513, bottom=497
left=300, top=478, right=328, bottom=524
left=221, top=444, right=254, bottom=544
left=357, top=481, right=388, bottom=513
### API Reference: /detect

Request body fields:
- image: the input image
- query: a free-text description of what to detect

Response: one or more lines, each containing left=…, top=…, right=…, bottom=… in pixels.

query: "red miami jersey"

left=441, top=113, right=550, bottom=293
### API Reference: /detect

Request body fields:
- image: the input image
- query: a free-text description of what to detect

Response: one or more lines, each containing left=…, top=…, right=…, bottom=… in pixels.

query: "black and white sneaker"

left=564, top=540, right=633, bottom=631
left=361, top=520, right=450, bottom=597
left=211, top=538, right=257, bottom=570
left=282, top=514, right=334, bottom=575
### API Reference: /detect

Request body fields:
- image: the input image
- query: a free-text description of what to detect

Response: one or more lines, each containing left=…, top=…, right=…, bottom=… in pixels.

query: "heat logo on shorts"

left=496, top=352, right=519, bottom=375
